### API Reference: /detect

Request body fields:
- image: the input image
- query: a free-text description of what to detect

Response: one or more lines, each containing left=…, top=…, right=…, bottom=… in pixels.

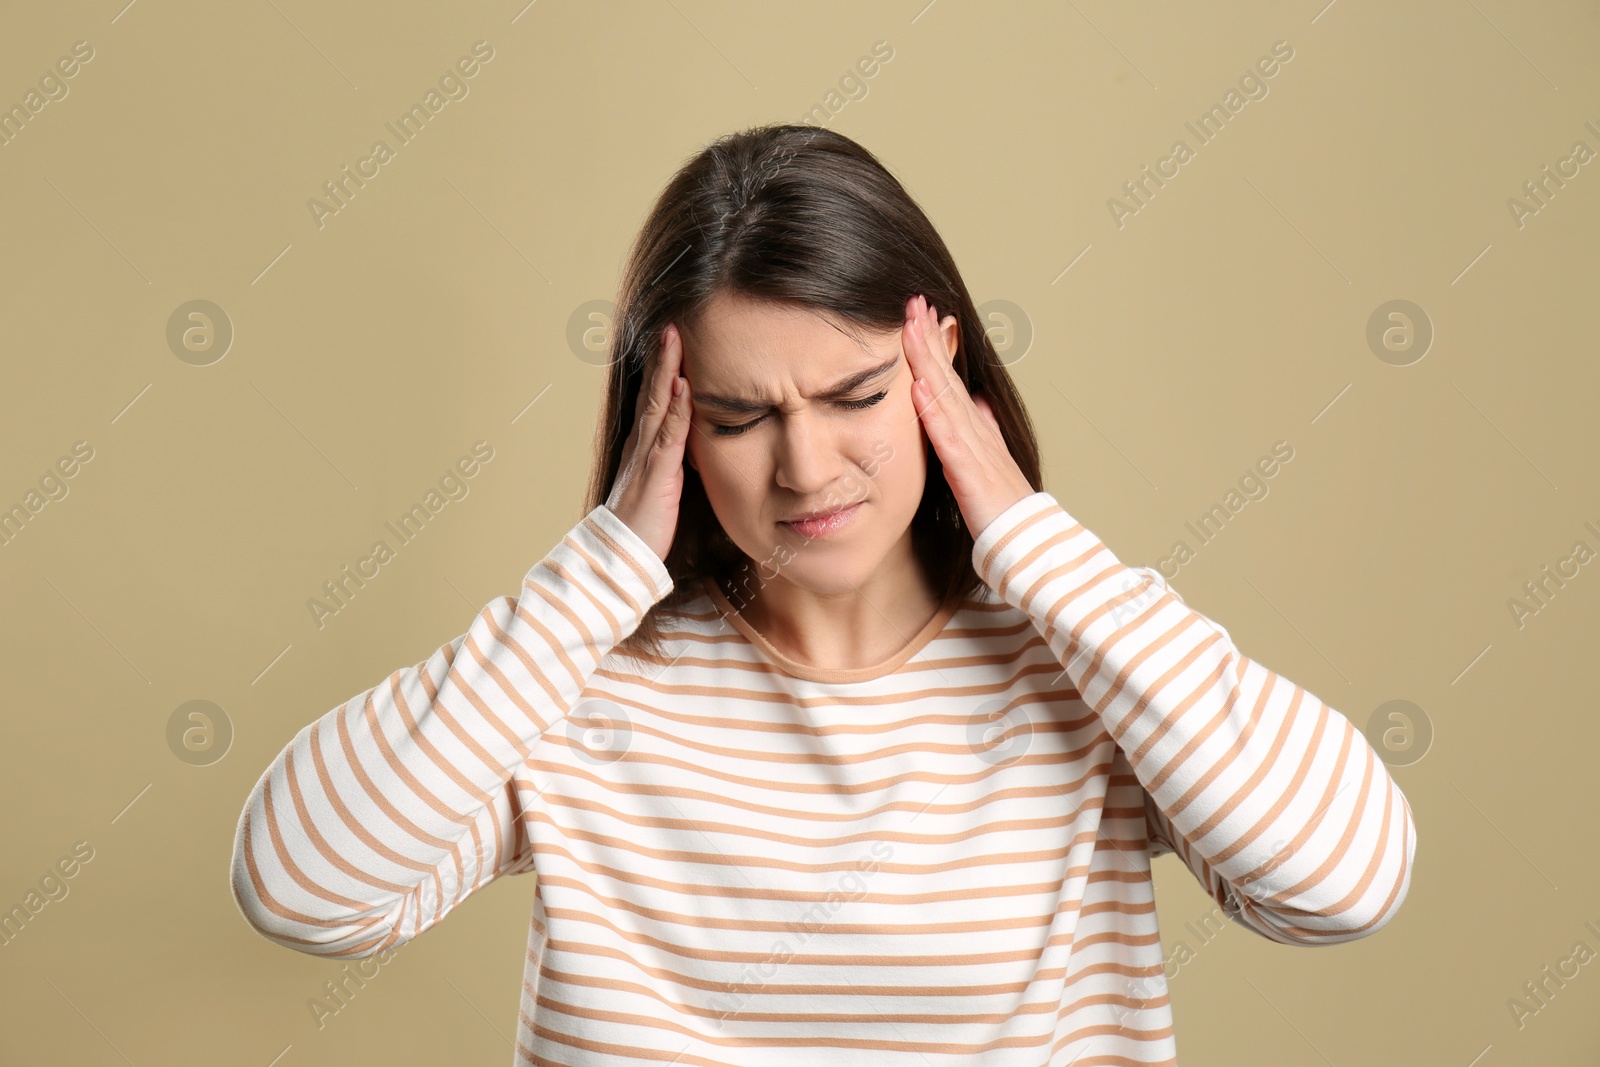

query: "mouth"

left=778, top=502, right=863, bottom=540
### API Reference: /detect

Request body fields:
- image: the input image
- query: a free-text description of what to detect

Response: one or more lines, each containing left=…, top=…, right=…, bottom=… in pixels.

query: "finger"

left=913, top=375, right=984, bottom=491
left=916, top=299, right=983, bottom=437
left=902, top=295, right=948, bottom=400
left=915, top=300, right=969, bottom=418
left=901, top=296, right=929, bottom=384
left=911, top=372, right=961, bottom=453
left=622, top=342, right=657, bottom=451
left=636, top=323, right=679, bottom=443
left=649, top=370, right=692, bottom=466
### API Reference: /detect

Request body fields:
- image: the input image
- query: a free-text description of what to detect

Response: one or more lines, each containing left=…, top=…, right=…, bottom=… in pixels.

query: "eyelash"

left=713, top=390, right=888, bottom=437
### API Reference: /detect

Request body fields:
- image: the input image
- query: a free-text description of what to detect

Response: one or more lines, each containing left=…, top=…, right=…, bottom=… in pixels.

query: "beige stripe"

left=533, top=860, right=1078, bottom=905
left=524, top=763, right=1112, bottom=829
left=1250, top=742, right=1397, bottom=927
left=1138, top=652, right=1274, bottom=802
left=311, top=712, right=491, bottom=938
left=506, top=588, right=589, bottom=694
left=532, top=789, right=1110, bottom=851
left=449, top=820, right=488, bottom=914
left=1085, top=617, right=1221, bottom=743
left=601, top=637, right=1059, bottom=685
left=236, top=803, right=368, bottom=934
left=532, top=963, right=1064, bottom=1024
left=527, top=580, right=601, bottom=684
left=524, top=814, right=1109, bottom=875
left=544, top=556, right=622, bottom=645
left=534, top=979, right=1062, bottom=1030
left=482, top=602, right=577, bottom=720
left=588, top=661, right=1075, bottom=713
left=1250, top=732, right=1370, bottom=909
left=1013, top=560, right=1125, bottom=656
left=538, top=878, right=1056, bottom=937
left=515, top=823, right=1153, bottom=908
left=1166, top=687, right=1326, bottom=866
left=1097, top=626, right=1233, bottom=755
left=533, top=706, right=1097, bottom=774
left=998, top=526, right=1095, bottom=608
left=978, top=499, right=1063, bottom=586
left=587, top=663, right=1077, bottom=734
left=362, top=669, right=491, bottom=825
left=583, top=513, right=660, bottom=594
left=578, top=517, right=651, bottom=616
left=524, top=742, right=1097, bottom=801
left=564, top=536, right=640, bottom=621
left=529, top=861, right=1155, bottom=928
left=527, top=938, right=1155, bottom=1001
left=1000, top=534, right=1106, bottom=621
left=523, top=972, right=1170, bottom=1060
left=411, top=630, right=536, bottom=777
left=534, top=910, right=1152, bottom=970
left=291, top=719, right=422, bottom=888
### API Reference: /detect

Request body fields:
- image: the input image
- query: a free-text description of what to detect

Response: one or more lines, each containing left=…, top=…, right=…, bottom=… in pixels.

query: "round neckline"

left=700, top=575, right=961, bottom=684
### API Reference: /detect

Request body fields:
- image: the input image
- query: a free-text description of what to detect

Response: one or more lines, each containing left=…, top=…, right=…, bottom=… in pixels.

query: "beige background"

left=1, top=0, right=1596, bottom=1063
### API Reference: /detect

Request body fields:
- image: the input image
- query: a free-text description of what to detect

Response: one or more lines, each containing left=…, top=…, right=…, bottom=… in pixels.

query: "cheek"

left=689, top=439, right=733, bottom=497
left=858, top=398, right=926, bottom=502
left=689, top=438, right=765, bottom=533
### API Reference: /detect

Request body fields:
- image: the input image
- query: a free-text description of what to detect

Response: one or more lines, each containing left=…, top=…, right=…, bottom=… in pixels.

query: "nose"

left=772, top=409, right=843, bottom=497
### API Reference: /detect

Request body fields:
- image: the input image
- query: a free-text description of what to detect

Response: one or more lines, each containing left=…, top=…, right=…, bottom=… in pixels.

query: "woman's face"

left=681, top=290, right=958, bottom=597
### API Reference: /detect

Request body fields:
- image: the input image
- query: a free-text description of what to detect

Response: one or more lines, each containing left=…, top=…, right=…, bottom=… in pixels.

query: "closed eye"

left=835, top=390, right=888, bottom=411
left=712, top=390, right=888, bottom=437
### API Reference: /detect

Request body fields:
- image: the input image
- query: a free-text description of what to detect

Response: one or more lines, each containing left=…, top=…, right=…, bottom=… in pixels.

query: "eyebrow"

left=692, top=354, right=901, bottom=415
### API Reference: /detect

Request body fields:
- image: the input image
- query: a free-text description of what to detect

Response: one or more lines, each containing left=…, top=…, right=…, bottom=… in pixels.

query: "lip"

left=779, top=502, right=863, bottom=540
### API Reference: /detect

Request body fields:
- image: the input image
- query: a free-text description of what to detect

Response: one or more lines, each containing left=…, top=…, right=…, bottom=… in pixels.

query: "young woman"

left=231, top=124, right=1416, bottom=1066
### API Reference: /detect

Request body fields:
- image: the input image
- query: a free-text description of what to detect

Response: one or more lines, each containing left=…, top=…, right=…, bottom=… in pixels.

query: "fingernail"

left=672, top=377, right=684, bottom=397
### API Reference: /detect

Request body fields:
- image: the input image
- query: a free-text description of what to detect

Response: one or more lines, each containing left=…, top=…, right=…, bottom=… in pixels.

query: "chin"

left=729, top=527, right=882, bottom=594
left=770, top=558, right=877, bottom=596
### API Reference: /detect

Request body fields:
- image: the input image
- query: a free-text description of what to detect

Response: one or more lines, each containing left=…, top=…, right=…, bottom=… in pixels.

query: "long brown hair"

left=585, top=123, right=1043, bottom=659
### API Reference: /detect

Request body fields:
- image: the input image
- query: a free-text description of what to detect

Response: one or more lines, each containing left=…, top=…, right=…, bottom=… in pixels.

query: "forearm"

left=973, top=492, right=1416, bottom=943
left=229, top=504, right=674, bottom=957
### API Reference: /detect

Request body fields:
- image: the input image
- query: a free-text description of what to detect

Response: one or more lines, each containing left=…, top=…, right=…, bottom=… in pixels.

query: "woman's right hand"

left=605, top=322, right=692, bottom=563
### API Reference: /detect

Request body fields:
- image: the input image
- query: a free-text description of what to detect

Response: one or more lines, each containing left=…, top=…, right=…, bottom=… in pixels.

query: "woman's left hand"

left=903, top=293, right=1037, bottom=538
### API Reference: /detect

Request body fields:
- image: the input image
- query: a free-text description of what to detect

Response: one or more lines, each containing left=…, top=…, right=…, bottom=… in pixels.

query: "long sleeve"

left=229, top=504, right=674, bottom=959
left=971, top=491, right=1416, bottom=947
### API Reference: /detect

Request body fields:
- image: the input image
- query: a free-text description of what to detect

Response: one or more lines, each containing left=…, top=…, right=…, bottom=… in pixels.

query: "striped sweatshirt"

left=230, top=491, right=1417, bottom=1066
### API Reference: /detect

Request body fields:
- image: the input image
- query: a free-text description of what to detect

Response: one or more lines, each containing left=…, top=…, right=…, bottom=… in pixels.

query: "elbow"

left=1350, top=798, right=1418, bottom=938
left=228, top=823, right=313, bottom=952
left=229, top=850, right=402, bottom=960
left=229, top=806, right=403, bottom=960
left=1298, top=799, right=1419, bottom=944
left=1240, top=801, right=1418, bottom=947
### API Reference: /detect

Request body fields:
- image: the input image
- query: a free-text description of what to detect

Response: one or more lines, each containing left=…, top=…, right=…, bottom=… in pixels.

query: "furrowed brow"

left=694, top=354, right=900, bottom=415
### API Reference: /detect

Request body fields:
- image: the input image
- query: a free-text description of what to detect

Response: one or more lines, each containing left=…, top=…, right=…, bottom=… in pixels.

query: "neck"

left=729, top=529, right=943, bottom=672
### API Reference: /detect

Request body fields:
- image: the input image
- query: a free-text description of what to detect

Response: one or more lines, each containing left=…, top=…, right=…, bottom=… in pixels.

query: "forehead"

left=682, top=292, right=898, bottom=388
